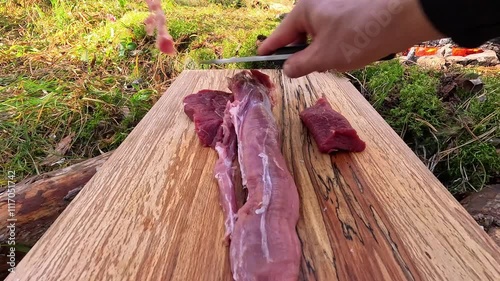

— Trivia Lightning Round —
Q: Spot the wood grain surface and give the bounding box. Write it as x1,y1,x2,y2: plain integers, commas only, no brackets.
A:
7,70,500,281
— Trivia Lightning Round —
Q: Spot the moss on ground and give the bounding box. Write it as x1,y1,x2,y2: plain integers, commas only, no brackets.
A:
350,61,499,197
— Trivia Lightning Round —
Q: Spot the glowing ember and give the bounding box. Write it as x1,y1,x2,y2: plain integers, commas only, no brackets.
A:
403,46,484,57
451,48,483,57
414,47,438,56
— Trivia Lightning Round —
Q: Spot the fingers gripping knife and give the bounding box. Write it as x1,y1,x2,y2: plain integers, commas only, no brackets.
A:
200,44,396,65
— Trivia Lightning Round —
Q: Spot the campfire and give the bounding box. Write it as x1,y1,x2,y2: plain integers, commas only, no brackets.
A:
403,47,483,57
400,38,500,69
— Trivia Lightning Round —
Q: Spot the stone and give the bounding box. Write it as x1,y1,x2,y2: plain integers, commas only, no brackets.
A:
446,55,469,65
465,50,500,66
437,44,453,57
439,38,453,45
461,185,500,246
416,56,446,70
406,47,417,62
488,227,500,247
480,41,500,57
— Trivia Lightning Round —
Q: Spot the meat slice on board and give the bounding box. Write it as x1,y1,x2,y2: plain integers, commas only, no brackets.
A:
144,0,176,54
300,97,366,153
227,70,301,281
183,90,234,147
184,90,239,243
213,101,239,243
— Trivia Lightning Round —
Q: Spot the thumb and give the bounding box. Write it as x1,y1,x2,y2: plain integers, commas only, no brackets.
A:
283,42,323,78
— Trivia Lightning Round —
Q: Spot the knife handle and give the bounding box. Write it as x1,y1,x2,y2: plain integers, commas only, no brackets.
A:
272,44,396,62
272,44,309,55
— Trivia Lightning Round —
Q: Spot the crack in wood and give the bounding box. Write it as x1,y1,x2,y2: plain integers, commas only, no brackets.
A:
297,231,318,281
331,163,364,244
330,248,341,281
295,87,304,106
425,251,432,259
370,206,416,281
316,175,334,201
349,164,365,193
339,161,378,243
305,77,320,100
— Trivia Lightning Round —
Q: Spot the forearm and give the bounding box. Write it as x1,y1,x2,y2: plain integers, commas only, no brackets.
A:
419,0,500,47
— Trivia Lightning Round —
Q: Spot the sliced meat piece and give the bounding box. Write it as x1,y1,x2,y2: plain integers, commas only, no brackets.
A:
228,70,301,281
214,101,238,244
144,0,175,54
183,90,234,147
300,97,366,153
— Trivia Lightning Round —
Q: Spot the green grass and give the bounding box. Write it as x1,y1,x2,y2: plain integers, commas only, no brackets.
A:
350,61,499,197
0,0,287,187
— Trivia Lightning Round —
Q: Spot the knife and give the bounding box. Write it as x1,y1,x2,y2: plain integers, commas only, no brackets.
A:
200,44,396,64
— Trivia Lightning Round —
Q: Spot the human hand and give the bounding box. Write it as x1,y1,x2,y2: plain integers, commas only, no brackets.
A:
145,0,176,55
257,0,443,78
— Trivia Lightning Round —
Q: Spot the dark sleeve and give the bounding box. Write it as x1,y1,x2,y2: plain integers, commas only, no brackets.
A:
419,0,500,47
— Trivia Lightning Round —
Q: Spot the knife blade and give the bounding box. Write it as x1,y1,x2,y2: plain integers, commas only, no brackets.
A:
200,44,309,65
200,43,396,65
201,54,291,64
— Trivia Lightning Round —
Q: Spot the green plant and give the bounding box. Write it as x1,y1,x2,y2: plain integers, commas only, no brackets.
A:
118,0,128,9
49,0,72,28
168,18,198,40
361,60,404,108
391,67,443,138
209,0,246,8
191,48,216,61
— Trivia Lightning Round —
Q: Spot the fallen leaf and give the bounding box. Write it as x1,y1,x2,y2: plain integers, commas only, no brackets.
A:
41,132,75,166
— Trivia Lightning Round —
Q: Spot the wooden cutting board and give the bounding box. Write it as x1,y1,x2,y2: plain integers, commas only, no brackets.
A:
7,70,500,281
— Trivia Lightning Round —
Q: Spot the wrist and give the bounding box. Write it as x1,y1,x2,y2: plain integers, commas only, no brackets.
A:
386,0,445,51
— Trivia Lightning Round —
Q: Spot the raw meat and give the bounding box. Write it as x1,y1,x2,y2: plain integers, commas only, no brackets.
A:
183,89,238,243
227,70,301,281
144,0,176,54
182,71,302,281
299,97,366,153
183,90,234,147
213,101,238,243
